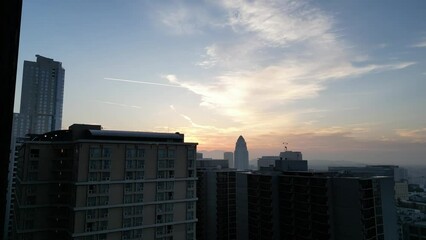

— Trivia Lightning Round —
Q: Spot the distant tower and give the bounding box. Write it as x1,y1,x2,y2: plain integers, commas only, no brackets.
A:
234,136,249,170
224,152,234,168
14,55,65,138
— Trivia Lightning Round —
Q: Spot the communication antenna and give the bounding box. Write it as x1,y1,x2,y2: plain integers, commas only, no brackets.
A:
283,141,288,151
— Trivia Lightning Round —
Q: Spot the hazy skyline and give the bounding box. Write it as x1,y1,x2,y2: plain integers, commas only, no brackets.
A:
15,0,426,165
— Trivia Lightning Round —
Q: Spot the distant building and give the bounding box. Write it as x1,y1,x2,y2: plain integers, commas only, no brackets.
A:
14,55,65,138
13,124,197,240
234,136,249,170
395,182,409,201
196,152,203,160
329,165,409,201
196,158,228,170
224,152,234,168
329,165,407,181
403,221,426,240
258,151,307,171
257,156,280,168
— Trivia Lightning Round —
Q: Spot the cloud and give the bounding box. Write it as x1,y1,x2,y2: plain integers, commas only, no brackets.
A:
412,39,426,48
397,128,426,143
222,0,335,46
156,1,224,35
162,0,415,126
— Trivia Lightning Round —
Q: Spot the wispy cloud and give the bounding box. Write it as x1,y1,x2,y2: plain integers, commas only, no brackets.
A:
104,77,183,88
164,0,414,125
396,128,426,143
412,38,426,48
156,1,224,35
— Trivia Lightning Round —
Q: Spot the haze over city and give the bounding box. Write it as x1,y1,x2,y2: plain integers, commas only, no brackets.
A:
15,0,426,165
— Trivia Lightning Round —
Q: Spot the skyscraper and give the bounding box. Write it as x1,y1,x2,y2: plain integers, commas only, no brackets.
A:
14,54,65,138
234,136,249,170
5,55,65,240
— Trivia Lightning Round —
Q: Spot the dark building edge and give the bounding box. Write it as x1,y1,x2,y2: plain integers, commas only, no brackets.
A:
0,0,22,238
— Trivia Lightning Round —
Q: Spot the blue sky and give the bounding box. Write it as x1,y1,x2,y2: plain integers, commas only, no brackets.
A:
15,0,426,165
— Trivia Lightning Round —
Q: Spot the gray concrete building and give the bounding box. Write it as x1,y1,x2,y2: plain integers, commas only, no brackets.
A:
224,152,234,169
13,124,197,240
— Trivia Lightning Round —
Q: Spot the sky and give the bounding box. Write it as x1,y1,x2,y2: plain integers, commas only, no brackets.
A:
15,0,426,165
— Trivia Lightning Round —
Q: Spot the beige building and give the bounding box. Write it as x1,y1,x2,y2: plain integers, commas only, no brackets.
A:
14,124,197,240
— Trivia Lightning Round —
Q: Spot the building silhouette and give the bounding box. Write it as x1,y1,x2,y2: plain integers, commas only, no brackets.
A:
224,152,234,169
234,136,248,170
5,55,65,239
235,170,397,240
195,158,240,240
13,124,197,240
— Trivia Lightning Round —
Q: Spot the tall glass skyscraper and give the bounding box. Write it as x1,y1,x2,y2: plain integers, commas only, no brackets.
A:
14,55,65,138
234,135,249,170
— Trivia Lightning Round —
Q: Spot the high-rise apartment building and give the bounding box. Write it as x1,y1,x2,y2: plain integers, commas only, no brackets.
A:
13,124,197,240
14,54,65,138
196,158,240,240
224,152,234,169
234,136,248,170
236,171,398,240
5,55,65,240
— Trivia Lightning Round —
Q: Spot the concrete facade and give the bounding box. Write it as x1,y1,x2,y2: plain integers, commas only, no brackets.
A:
13,124,197,240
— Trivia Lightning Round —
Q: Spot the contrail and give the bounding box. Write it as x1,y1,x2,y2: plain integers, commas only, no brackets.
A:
96,100,142,109
104,77,184,88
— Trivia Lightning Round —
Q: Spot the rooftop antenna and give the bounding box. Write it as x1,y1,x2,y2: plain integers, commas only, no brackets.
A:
283,141,288,151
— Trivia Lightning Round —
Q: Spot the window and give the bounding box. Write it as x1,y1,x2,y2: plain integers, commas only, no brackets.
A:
103,160,111,169
168,149,175,158
125,172,133,180
136,183,143,192
89,148,101,158
134,217,143,226
123,207,132,216
135,194,143,203
30,149,40,158
135,171,144,180
186,211,194,220
136,160,144,169
102,172,110,181
102,148,111,158
124,195,132,204
125,183,133,193
87,197,97,206
88,185,96,194
123,219,131,228
100,185,109,194
158,149,167,158
135,206,143,214
187,201,195,210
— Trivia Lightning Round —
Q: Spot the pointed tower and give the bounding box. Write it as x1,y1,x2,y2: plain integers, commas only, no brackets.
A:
234,135,249,170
